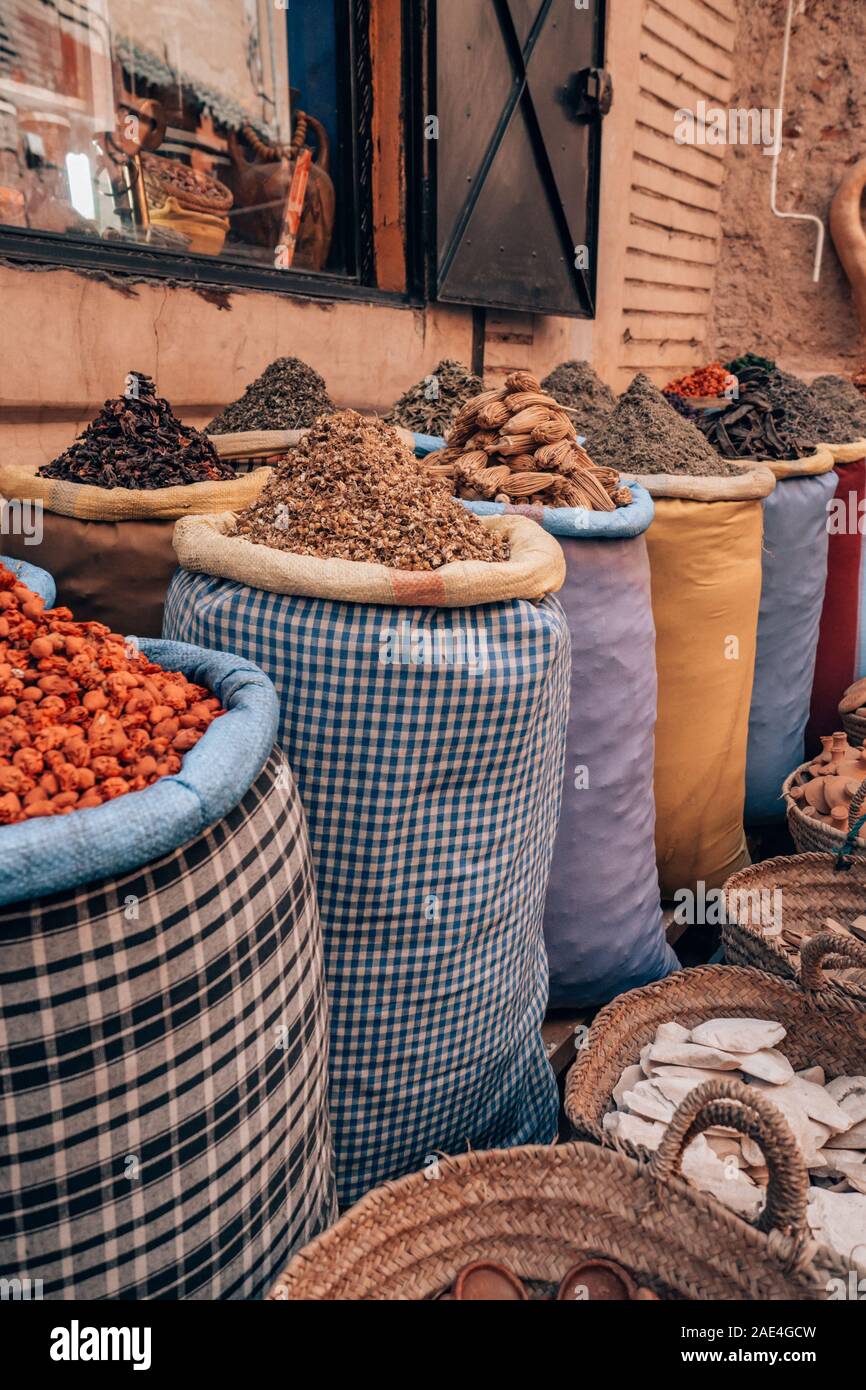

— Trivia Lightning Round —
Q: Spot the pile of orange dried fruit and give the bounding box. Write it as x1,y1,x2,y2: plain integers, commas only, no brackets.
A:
663,362,733,399
0,563,223,825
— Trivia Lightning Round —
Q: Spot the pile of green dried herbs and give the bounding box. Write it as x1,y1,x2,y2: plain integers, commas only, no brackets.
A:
540,360,615,433
207,357,336,434
588,373,740,476
810,375,866,441
385,360,483,436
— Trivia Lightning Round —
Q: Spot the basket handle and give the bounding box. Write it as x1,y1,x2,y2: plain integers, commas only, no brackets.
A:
800,929,866,989
651,1078,809,1238
836,776,866,868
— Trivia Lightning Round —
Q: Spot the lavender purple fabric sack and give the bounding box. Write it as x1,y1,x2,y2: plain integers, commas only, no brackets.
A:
463,486,677,1006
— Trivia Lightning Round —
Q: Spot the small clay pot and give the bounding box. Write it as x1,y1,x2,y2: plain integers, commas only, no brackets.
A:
452,1261,529,1301
556,1257,640,1301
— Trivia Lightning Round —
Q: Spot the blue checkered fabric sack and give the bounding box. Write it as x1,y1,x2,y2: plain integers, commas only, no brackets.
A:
1,554,55,605
164,573,568,1205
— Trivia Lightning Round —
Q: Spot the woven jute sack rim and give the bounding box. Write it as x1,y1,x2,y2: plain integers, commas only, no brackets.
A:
782,763,866,859
827,440,866,464
728,446,835,481
173,511,566,607
619,464,776,502
0,461,272,522
209,424,418,461
721,854,866,1003
268,1075,841,1302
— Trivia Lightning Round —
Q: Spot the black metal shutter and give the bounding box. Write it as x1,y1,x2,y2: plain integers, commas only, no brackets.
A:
433,0,606,317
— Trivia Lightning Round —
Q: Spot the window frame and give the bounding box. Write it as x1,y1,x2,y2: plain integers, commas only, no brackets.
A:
0,0,411,304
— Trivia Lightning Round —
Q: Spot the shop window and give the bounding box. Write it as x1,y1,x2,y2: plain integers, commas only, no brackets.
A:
0,0,365,286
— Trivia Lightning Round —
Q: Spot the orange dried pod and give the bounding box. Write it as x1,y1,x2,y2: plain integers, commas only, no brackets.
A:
148,703,173,725
12,747,43,777
56,764,80,792
52,790,79,810
29,637,53,659
76,767,96,790
152,717,179,740
40,773,59,796
90,756,121,779
0,696,16,716
77,791,104,809
172,729,200,753
101,778,130,801
134,755,159,778
23,801,53,819
82,689,108,712
0,791,22,822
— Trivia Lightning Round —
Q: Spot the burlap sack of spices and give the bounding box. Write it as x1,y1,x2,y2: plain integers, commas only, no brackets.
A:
0,462,271,637
172,510,565,607
724,449,837,823
806,441,866,754
623,465,776,897
0,637,336,1299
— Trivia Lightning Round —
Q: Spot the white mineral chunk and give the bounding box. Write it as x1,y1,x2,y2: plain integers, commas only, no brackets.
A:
807,1189,866,1272
690,1018,786,1054
797,1067,826,1086
648,1040,744,1071
741,1135,764,1168
682,1136,764,1220
622,1081,675,1124
655,1021,691,1043
748,1084,833,1165
825,1117,866,1150
737,1049,795,1085
825,1077,866,1127
650,1064,743,1084
750,1076,853,1132
603,1110,666,1150
612,1064,644,1108
704,1134,746,1165
649,1073,723,1106
820,1150,866,1185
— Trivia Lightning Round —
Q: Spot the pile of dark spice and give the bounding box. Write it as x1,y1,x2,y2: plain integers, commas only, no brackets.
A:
540,360,616,432
810,375,866,441
207,356,336,434
39,373,234,489
234,410,510,570
385,359,483,436
696,358,835,460
587,373,740,476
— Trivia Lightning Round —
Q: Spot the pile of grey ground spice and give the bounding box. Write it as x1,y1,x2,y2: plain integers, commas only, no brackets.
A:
810,375,866,441
587,373,741,477
385,359,484,436
541,360,616,432
233,411,510,570
207,357,336,434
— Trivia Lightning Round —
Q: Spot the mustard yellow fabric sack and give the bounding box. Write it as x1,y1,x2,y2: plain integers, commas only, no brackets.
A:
646,492,767,897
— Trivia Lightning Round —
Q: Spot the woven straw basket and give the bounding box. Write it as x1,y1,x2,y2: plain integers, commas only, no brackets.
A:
566,956,866,1148
722,858,866,1001
782,764,866,861
270,1073,843,1301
